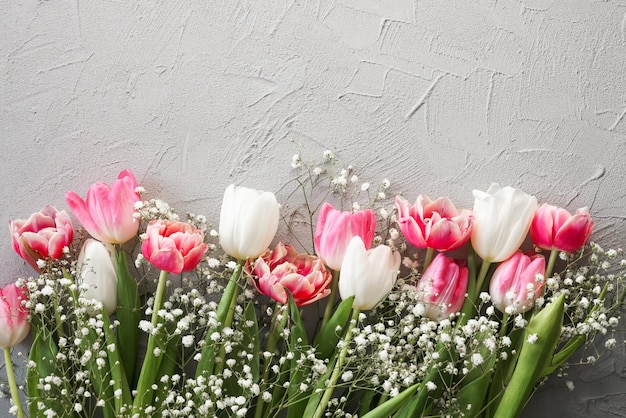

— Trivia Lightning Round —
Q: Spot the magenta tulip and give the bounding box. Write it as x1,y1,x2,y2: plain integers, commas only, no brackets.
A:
314,202,376,271
66,169,140,244
142,220,209,274
413,253,468,320
530,204,594,253
0,283,30,349
249,243,332,306
489,251,546,315
395,195,473,252
10,205,74,272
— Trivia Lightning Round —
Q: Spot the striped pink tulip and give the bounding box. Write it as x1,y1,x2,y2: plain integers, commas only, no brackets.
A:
530,204,594,253
10,205,74,272
142,220,208,274
0,283,30,349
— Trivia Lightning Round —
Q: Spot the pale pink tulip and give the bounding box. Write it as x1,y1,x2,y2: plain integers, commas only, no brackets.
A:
10,205,74,272
142,220,208,274
395,195,473,252
314,203,376,271
413,253,468,320
339,237,401,310
249,243,332,306
66,169,140,244
489,251,546,315
530,204,594,253
0,283,30,349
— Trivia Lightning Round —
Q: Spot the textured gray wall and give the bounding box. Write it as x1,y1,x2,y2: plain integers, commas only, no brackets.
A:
1,0,625,416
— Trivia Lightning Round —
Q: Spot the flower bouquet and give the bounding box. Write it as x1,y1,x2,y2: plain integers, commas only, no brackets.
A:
2,150,624,418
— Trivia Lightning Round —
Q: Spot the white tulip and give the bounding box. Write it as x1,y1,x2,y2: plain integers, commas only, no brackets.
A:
77,239,118,315
471,184,538,263
219,184,280,260
339,236,401,310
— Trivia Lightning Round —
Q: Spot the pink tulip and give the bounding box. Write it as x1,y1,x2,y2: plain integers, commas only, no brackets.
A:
530,204,594,253
413,253,468,320
249,243,332,306
395,195,473,252
142,220,209,274
10,205,74,271
314,202,376,271
0,283,30,349
66,169,140,244
489,251,546,315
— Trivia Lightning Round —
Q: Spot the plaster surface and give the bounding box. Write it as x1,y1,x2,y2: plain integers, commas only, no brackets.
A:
1,0,625,416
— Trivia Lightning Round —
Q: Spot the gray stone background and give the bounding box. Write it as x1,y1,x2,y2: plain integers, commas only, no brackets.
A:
1,0,625,416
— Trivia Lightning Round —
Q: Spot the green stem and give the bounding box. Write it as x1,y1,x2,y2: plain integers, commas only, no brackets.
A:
474,260,492,300
423,247,435,273
214,260,245,376
321,270,340,329
313,308,360,418
545,249,558,282
254,304,288,418
132,269,169,414
4,348,24,418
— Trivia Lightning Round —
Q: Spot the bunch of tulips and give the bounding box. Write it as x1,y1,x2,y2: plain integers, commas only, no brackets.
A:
1,156,622,418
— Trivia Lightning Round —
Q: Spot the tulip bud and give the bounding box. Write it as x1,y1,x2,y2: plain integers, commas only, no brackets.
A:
472,184,538,263
530,204,594,253
10,205,74,272
489,251,546,315
339,236,400,310
249,243,332,306
219,185,280,260
314,202,376,271
0,283,30,349
395,195,473,252
66,169,140,244
413,253,468,320
77,239,118,315
142,220,209,274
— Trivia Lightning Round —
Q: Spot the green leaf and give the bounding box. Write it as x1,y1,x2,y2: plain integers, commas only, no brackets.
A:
493,294,565,418
27,332,71,417
456,372,493,418
242,301,260,384
313,296,353,360
101,309,132,413
114,248,141,386
287,292,310,418
360,383,420,418
195,263,243,378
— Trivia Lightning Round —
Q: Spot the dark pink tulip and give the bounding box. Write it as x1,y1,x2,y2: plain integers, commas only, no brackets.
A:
66,169,140,244
142,220,208,274
10,205,74,271
249,243,332,306
0,282,30,349
395,195,473,252
414,253,468,320
489,251,546,315
530,204,594,253
314,202,376,271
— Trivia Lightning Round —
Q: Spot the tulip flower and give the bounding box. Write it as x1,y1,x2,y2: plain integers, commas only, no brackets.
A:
250,243,332,306
219,185,280,260
314,202,376,271
471,184,538,263
77,239,118,315
338,236,400,310
0,283,30,349
489,251,546,315
142,220,209,274
65,169,140,244
530,204,594,253
413,253,468,320
395,195,473,252
10,205,74,271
